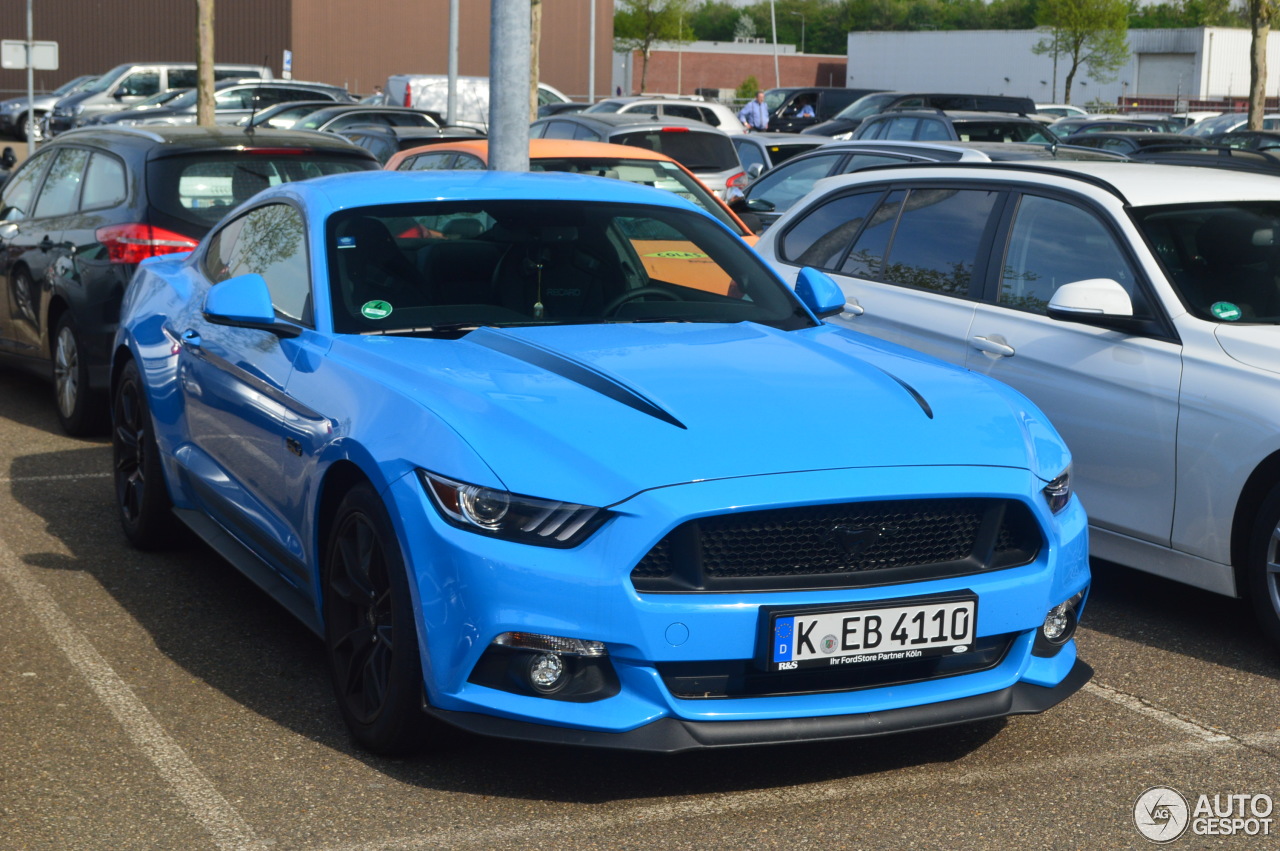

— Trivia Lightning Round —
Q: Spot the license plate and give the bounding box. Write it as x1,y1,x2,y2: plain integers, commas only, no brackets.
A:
768,597,976,671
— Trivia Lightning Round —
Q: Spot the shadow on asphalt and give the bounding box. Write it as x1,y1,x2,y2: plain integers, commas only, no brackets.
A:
1081,558,1279,679
11,440,1273,803
0,367,67,434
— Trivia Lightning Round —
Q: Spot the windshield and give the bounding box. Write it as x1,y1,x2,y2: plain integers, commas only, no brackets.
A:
583,100,623,114
55,75,96,96
81,65,131,94
1135,201,1280,323
956,121,1058,144
1183,113,1246,137
326,199,811,335
529,156,745,234
764,90,792,113
832,93,899,121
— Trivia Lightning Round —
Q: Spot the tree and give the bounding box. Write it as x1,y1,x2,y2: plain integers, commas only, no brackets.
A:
1249,0,1277,129
196,0,214,126
1032,0,1130,104
531,0,542,121
733,12,758,39
615,0,692,93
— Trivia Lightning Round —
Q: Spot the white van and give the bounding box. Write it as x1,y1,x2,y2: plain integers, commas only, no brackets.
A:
387,74,569,130
48,62,273,135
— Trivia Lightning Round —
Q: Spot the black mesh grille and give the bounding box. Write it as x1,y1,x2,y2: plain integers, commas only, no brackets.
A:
632,498,1041,593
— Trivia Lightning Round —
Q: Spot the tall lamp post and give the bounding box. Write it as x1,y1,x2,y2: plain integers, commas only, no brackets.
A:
790,11,805,54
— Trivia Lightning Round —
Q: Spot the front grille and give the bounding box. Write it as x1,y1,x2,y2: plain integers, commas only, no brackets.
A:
631,498,1041,593
658,632,1015,699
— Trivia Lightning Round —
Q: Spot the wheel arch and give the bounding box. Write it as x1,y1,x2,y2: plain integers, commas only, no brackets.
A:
314,459,377,588
1230,447,1280,597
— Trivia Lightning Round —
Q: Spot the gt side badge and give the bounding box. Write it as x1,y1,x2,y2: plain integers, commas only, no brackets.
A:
1211,301,1242,321
361,300,393,320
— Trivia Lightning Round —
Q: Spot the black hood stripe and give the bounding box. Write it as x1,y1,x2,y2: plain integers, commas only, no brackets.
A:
470,328,687,429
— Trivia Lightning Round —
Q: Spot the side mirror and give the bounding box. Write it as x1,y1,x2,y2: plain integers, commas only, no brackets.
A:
0,147,15,169
746,162,764,179
203,273,301,337
794,266,846,318
1047,278,1143,331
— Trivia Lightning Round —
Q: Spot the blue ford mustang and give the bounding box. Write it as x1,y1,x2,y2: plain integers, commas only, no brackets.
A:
111,170,1090,754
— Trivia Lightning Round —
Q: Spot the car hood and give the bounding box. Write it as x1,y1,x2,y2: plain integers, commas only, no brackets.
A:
1215,324,1280,375
338,322,1065,506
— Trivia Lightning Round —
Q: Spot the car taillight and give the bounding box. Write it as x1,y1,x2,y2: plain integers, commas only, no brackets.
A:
725,171,747,189
403,86,412,108
660,126,690,133
96,223,199,264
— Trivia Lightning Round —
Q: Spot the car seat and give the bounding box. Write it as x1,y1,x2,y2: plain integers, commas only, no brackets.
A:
1192,212,1279,319
335,216,433,319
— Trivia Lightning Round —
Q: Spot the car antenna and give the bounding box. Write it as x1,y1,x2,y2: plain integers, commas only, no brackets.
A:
244,54,269,138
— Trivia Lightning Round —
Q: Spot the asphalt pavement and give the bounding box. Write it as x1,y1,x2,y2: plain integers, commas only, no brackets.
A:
1,365,1278,850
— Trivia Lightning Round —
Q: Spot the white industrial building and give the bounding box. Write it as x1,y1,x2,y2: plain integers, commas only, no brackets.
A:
847,27,1280,109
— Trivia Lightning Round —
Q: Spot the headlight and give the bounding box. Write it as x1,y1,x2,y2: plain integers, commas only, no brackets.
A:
1042,467,1071,513
2,102,24,112
418,470,608,547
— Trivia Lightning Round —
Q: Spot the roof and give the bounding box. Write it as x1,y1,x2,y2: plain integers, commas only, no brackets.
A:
809,160,1280,207
264,168,712,211
533,113,728,133
52,124,375,157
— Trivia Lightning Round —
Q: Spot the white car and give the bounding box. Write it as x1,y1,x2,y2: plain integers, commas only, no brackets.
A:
754,160,1280,646
582,96,743,132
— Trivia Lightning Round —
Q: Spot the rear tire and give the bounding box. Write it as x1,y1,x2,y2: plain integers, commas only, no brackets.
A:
112,359,178,550
53,312,108,436
323,483,443,754
1246,484,1280,649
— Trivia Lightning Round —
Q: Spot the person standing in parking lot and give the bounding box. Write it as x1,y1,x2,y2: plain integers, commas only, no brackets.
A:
739,91,769,132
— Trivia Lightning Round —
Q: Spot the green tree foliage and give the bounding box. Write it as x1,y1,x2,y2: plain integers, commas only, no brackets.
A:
616,0,694,93
736,75,762,99
1032,0,1131,104
1130,0,1246,28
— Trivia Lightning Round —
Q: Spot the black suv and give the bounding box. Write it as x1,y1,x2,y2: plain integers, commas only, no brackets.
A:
0,125,378,434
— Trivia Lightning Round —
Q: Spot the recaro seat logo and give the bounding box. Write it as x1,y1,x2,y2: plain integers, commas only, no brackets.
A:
1134,786,1190,843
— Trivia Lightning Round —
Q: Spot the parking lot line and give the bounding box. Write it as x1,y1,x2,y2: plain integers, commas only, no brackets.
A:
1082,680,1233,743
0,532,270,851
312,731,1274,851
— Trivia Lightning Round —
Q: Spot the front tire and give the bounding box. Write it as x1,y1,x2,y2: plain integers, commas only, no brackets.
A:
323,483,441,754
53,312,107,436
112,358,178,550
1246,485,1280,649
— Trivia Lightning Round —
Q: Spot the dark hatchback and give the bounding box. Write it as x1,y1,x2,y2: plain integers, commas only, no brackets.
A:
0,125,378,434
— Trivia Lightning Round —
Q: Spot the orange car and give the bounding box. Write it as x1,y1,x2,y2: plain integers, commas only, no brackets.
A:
384,139,757,296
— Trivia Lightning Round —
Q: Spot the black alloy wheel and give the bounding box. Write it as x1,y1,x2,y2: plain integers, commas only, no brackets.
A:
112,359,177,549
323,484,439,754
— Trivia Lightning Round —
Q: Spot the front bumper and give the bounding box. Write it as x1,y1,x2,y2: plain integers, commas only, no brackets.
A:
389,463,1091,747
425,657,1092,752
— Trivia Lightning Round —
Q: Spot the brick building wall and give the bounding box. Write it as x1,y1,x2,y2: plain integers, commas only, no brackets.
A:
629,49,846,97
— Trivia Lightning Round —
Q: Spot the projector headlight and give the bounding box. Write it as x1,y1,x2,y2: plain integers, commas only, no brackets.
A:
418,470,608,547
1042,467,1072,514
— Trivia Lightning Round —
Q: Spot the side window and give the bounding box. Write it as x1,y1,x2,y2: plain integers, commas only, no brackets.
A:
696,107,722,127
877,188,998,296
214,89,251,109
884,117,920,141
917,119,952,141
748,152,843,211
664,104,702,122
453,155,485,170
573,125,601,141
202,215,248,283
780,191,883,269
116,71,160,98
80,153,127,209
627,104,659,116
841,190,905,279
1000,194,1143,315
168,69,197,89
0,150,53,221
542,121,576,140
734,140,766,174
215,204,311,324
33,148,90,218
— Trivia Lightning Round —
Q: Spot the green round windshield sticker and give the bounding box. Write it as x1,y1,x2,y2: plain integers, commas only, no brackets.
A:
1211,301,1242,321
361,300,393,320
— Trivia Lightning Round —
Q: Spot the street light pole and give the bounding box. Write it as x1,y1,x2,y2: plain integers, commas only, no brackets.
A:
790,11,805,55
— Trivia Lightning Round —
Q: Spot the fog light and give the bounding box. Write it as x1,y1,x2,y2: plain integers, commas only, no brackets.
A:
527,652,566,694
1032,590,1086,656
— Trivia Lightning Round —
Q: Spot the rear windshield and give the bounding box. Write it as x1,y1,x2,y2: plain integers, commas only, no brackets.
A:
612,130,738,171
147,152,376,230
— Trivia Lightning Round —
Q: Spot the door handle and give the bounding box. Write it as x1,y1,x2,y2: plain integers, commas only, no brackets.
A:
39,235,54,251
181,329,202,348
842,297,865,317
970,335,1015,357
